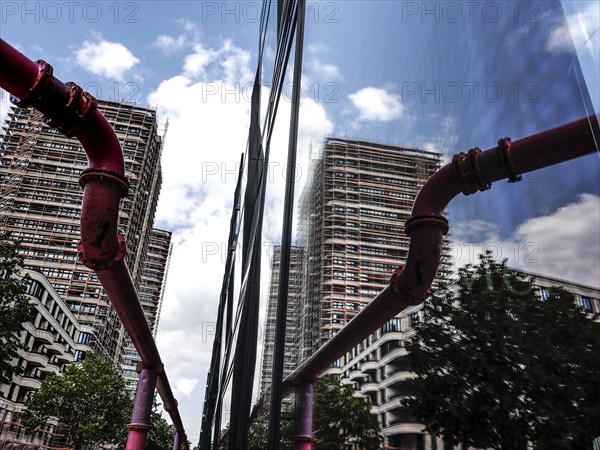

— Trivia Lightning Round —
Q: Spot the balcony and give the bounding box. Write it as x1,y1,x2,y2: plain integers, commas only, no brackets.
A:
26,352,48,367
15,374,42,390
348,369,363,381
34,330,55,345
361,360,378,374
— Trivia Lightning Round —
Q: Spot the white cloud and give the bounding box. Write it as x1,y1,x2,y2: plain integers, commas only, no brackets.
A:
450,194,600,288
546,2,599,55
309,59,341,79
348,86,404,122
75,38,140,80
153,34,187,54
182,40,253,86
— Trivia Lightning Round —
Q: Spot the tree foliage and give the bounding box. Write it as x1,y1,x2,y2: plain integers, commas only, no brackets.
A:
23,353,133,450
0,232,33,385
314,375,382,450
247,375,382,450
247,405,295,450
146,400,176,450
403,252,600,450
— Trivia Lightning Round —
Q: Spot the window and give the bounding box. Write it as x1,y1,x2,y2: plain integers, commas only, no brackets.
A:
540,288,550,301
581,296,593,313
77,332,92,345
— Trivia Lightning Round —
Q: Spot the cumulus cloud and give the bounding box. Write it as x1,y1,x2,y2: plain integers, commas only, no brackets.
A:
75,38,140,80
546,2,599,55
450,194,600,288
153,34,187,54
348,86,404,122
182,40,253,86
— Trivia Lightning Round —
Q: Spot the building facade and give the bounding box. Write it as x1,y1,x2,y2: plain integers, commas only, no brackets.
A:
258,245,304,398
298,137,444,360
0,268,88,449
330,270,600,449
0,101,170,385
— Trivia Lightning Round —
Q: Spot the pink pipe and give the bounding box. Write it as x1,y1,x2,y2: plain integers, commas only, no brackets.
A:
0,38,188,449
282,114,599,394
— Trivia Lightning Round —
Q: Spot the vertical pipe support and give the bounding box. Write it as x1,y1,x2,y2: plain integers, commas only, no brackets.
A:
126,363,161,450
173,430,183,450
292,382,315,450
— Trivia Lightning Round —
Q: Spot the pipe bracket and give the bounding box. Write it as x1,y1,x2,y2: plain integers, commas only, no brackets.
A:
45,82,98,137
137,361,164,374
79,168,130,197
163,399,179,413
452,147,491,195
497,137,522,183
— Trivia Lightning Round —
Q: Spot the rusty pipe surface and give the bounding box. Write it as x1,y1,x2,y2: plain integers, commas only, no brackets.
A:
0,38,188,449
282,114,599,393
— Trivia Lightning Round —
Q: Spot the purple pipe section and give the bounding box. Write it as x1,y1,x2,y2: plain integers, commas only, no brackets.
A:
0,38,188,449
292,383,315,450
127,365,159,450
173,431,183,450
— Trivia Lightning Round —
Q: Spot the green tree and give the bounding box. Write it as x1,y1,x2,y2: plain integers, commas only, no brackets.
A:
247,376,382,450
23,353,133,450
247,405,295,450
314,375,382,450
0,232,33,385
146,400,176,450
403,252,600,450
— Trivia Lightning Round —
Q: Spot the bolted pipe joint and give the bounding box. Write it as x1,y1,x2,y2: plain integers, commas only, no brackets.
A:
78,169,129,270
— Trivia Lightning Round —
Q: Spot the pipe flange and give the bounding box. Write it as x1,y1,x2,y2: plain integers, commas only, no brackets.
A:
79,168,130,197
9,60,53,107
78,232,127,271
452,147,491,195
44,82,98,137
128,423,153,432
497,137,522,183
291,435,315,443
405,214,449,236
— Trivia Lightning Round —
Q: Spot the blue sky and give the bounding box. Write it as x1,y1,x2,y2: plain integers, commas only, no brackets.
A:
1,0,599,443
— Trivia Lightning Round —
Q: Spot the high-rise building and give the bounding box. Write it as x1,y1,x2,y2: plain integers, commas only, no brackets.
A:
298,137,445,359
258,245,303,398
122,228,172,389
0,101,170,384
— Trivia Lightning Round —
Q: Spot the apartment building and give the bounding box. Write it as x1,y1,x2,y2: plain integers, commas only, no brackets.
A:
0,101,170,386
331,270,600,449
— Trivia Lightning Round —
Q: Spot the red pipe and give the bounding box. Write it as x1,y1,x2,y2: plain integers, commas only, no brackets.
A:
0,38,188,449
282,114,599,395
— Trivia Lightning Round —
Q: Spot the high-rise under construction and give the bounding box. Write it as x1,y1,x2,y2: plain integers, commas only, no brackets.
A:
298,137,445,359
0,100,171,387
